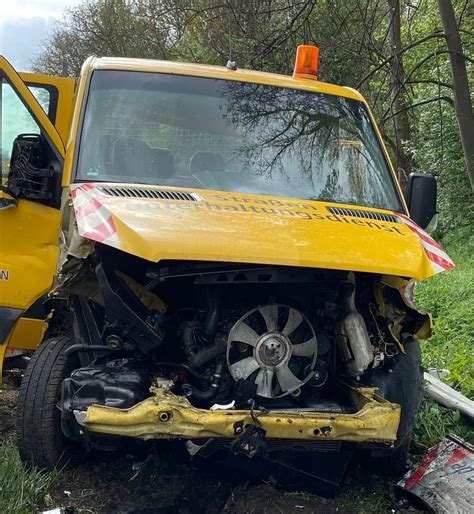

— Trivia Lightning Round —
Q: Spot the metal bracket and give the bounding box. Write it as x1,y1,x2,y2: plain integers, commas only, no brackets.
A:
96,263,163,353
230,421,267,458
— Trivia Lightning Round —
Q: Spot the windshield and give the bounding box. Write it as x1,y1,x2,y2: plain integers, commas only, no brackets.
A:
76,70,402,211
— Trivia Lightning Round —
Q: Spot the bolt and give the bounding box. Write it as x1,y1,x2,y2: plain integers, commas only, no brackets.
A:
159,411,171,422
106,334,123,350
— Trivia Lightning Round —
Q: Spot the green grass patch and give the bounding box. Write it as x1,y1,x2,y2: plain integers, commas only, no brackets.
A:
416,226,474,398
412,399,473,454
413,226,474,452
0,439,58,514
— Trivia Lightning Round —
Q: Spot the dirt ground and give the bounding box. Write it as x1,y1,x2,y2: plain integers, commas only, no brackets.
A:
0,380,422,513
0,382,17,439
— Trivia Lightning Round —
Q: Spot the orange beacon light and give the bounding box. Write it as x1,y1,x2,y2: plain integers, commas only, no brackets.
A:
293,45,320,80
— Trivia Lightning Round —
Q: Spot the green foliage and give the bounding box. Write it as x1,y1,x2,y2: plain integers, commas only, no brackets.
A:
406,58,474,233
0,440,58,514
34,0,176,76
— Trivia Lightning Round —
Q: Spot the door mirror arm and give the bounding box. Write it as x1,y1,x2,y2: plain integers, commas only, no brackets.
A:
0,186,18,209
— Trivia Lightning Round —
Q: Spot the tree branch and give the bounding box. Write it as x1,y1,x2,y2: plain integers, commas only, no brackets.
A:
408,79,453,89
380,50,452,123
381,96,454,124
357,31,447,88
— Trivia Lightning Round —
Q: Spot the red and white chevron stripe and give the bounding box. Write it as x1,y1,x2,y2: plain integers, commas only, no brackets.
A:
397,213,454,274
70,184,121,249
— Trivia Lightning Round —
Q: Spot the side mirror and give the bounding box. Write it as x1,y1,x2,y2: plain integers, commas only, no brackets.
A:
7,134,53,202
405,173,437,230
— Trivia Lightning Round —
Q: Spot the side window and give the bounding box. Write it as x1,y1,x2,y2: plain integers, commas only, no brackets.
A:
1,78,41,185
28,86,51,116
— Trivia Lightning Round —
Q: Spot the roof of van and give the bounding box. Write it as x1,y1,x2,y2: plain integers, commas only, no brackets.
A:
84,56,365,102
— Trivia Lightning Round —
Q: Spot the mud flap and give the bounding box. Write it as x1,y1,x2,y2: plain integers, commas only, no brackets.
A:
0,307,22,344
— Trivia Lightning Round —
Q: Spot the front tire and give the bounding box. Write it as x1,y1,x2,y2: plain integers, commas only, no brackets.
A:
16,336,78,469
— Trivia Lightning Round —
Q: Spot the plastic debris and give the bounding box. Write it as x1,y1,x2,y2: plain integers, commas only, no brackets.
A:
130,454,155,481
398,435,474,513
423,372,474,419
41,507,73,514
426,368,451,382
210,400,236,411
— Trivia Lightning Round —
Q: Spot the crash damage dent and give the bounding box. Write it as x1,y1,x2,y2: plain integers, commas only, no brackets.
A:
68,183,455,281
52,187,447,452
379,275,433,341
52,192,98,299
54,236,426,447
78,386,400,443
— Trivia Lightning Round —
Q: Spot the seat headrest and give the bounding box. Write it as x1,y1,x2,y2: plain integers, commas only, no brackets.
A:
190,152,225,175
149,148,175,178
111,137,151,178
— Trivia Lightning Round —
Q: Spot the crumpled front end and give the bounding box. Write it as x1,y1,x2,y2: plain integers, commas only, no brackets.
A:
52,184,453,464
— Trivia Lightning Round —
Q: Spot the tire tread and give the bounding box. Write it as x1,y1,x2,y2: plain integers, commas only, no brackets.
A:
16,336,77,469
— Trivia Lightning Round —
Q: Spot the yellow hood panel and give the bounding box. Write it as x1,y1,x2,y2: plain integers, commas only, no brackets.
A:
70,184,454,281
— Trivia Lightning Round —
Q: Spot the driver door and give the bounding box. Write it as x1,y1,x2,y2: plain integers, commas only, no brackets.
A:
0,56,71,371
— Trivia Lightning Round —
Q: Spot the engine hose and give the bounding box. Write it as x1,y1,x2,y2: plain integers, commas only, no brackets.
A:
154,362,211,382
183,324,226,368
183,357,226,401
64,344,115,356
201,287,222,344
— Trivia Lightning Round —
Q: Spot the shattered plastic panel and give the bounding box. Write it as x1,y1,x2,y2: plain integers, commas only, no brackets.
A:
399,436,474,513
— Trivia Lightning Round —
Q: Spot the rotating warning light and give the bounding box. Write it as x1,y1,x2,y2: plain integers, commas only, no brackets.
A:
293,45,319,80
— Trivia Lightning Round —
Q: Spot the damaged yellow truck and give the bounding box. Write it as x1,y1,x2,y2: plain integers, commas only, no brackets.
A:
0,47,454,476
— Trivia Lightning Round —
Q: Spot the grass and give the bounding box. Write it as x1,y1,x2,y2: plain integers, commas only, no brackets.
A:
412,399,473,453
416,225,474,398
0,439,58,514
413,225,474,452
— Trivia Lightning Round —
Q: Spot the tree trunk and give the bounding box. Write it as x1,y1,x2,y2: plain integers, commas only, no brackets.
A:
387,0,413,192
437,0,474,192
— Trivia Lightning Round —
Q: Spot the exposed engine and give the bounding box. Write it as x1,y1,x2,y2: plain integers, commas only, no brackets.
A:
181,301,320,404
59,244,422,423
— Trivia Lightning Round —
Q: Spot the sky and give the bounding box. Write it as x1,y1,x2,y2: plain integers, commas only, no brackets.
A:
0,0,81,71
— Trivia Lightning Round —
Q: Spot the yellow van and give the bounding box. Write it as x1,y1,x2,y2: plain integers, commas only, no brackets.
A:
0,47,454,476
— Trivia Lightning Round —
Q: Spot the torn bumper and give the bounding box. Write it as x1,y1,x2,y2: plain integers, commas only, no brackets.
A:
80,388,401,444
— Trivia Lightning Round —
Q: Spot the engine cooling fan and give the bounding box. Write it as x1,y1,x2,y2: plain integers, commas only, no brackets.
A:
226,304,317,398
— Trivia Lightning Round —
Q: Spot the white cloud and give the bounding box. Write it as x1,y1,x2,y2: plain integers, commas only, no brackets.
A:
2,0,81,20
0,0,81,70
0,17,53,71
